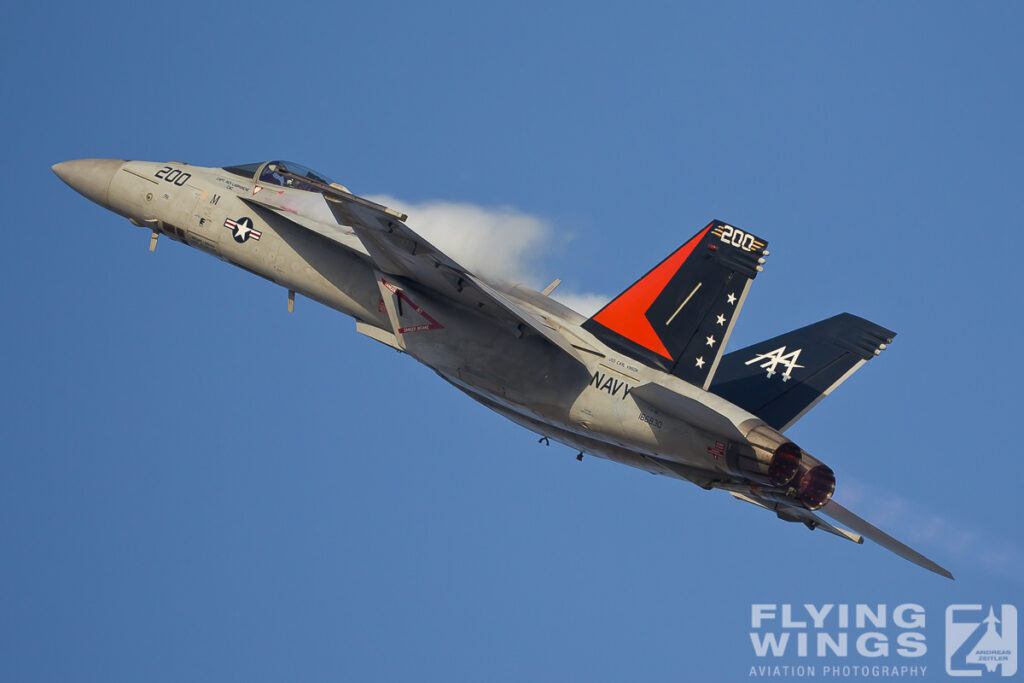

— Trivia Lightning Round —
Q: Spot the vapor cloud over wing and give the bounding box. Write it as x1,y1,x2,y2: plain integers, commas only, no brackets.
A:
367,195,608,316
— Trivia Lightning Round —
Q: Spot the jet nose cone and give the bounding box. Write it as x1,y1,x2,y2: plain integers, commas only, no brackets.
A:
52,158,125,209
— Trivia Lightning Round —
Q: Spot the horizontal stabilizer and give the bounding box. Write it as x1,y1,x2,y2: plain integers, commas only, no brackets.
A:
821,500,953,579
709,313,895,431
727,488,952,578
730,492,863,543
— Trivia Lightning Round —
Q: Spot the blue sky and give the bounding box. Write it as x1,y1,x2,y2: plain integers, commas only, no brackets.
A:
2,2,1022,681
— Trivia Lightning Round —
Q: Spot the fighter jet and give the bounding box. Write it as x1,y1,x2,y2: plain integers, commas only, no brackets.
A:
52,158,952,578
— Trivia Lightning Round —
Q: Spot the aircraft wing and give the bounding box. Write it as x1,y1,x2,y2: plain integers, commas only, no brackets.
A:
256,173,584,362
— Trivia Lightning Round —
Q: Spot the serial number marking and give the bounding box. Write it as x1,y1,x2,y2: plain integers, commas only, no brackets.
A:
638,412,662,429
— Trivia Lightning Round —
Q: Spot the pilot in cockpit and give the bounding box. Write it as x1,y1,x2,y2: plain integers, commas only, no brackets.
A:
226,160,335,193
260,163,288,187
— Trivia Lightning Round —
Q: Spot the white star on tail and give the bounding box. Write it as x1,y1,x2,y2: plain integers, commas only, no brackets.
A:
706,335,716,347
727,292,737,305
716,314,726,326
695,356,705,368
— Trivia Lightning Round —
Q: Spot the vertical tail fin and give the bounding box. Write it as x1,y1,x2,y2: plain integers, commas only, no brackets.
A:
582,220,768,388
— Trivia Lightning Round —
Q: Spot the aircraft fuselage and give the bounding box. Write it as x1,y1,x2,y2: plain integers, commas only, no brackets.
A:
54,159,815,497
53,157,957,578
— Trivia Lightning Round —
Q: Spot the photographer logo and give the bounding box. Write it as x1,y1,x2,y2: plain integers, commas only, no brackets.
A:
946,605,1017,677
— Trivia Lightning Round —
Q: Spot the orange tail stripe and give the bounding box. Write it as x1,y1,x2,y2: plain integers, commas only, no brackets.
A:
591,225,712,359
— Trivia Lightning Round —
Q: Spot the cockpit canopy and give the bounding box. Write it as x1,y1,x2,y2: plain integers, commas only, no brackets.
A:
223,160,335,193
